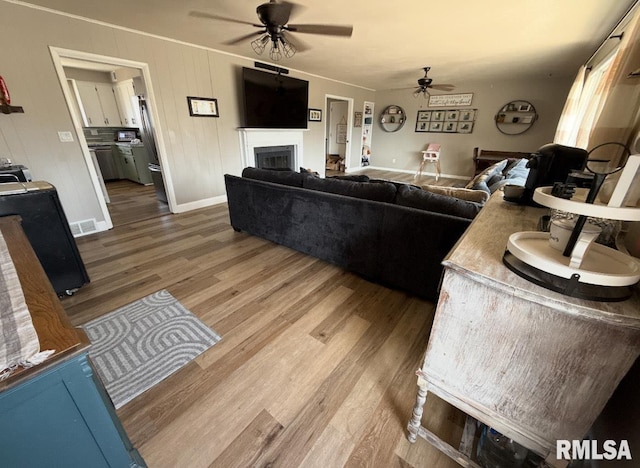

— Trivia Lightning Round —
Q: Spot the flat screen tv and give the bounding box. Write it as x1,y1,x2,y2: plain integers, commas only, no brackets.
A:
242,67,309,129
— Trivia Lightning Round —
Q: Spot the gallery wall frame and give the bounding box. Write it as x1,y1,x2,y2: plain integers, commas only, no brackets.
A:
415,108,477,133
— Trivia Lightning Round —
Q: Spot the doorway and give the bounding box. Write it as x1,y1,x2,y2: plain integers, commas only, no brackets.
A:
324,95,354,177
49,47,175,230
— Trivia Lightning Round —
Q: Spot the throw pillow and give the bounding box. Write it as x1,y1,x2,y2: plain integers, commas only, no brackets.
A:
396,185,482,220
504,158,530,180
421,184,490,204
465,159,509,189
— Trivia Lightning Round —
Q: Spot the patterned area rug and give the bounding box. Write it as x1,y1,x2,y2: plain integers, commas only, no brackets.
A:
83,290,221,409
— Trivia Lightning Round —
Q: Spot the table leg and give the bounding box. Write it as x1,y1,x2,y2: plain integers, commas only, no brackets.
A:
407,382,428,443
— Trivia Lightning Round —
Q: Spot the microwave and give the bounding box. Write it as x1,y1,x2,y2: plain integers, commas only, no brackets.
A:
116,130,137,142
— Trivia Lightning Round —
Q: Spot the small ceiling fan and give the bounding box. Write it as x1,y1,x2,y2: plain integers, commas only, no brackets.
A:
189,0,353,61
413,67,455,98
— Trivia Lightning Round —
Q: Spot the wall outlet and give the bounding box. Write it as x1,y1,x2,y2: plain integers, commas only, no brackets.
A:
58,131,74,142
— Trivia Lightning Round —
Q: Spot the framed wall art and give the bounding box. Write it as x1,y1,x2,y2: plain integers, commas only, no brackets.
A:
414,108,477,134
309,108,322,121
187,96,219,117
354,111,363,127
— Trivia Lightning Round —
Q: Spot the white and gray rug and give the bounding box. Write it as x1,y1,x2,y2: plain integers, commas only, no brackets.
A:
83,289,221,409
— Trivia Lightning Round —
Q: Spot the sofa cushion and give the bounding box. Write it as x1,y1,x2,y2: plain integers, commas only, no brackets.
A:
465,159,509,189
303,176,397,203
242,167,305,187
396,185,482,220
422,184,490,204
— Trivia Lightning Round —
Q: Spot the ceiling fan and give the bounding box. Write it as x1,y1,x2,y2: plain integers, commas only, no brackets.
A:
189,0,353,61
413,67,455,98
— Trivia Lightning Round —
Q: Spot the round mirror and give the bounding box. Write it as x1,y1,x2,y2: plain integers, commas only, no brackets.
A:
380,105,406,132
494,100,537,135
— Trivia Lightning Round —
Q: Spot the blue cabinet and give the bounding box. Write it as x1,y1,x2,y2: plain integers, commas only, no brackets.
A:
0,353,145,467
0,216,144,468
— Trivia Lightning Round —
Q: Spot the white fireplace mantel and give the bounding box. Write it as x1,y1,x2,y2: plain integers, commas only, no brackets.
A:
238,128,306,170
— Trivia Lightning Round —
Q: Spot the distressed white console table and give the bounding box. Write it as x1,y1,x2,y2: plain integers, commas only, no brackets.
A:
407,193,640,467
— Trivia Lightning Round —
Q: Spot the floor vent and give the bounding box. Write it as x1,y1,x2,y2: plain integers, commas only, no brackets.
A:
69,218,98,237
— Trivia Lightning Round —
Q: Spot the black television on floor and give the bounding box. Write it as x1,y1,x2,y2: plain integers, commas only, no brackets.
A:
241,67,309,129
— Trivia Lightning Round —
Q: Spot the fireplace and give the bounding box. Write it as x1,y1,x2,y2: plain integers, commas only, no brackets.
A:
255,145,295,170
238,129,305,170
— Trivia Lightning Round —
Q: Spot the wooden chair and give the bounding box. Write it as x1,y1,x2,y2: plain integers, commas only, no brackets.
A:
415,143,441,181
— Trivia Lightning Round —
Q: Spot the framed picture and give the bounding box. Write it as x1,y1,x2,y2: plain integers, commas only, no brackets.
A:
444,121,458,133
187,96,219,117
417,110,432,122
415,121,429,132
458,121,474,134
309,108,322,121
518,104,532,112
460,110,476,121
354,111,363,127
429,121,443,132
445,110,460,121
432,111,445,122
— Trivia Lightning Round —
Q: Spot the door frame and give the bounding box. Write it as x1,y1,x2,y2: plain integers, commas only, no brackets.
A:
324,94,354,171
49,47,176,230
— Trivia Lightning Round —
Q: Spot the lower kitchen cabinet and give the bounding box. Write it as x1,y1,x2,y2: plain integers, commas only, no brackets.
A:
116,144,152,185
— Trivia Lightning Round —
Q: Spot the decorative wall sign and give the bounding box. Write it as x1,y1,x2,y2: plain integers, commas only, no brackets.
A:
354,111,363,127
428,93,474,107
187,96,219,117
415,108,477,134
336,124,347,144
309,108,322,121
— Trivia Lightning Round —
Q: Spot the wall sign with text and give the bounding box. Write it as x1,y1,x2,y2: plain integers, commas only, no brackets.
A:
428,93,473,108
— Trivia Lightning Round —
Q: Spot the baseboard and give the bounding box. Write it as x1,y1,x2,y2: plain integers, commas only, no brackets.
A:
173,194,228,213
347,165,469,180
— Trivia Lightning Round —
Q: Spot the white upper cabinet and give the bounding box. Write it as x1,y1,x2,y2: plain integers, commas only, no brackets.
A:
74,80,122,127
114,79,139,128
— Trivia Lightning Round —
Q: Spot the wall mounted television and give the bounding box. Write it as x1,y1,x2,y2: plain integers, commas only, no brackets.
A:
242,67,309,129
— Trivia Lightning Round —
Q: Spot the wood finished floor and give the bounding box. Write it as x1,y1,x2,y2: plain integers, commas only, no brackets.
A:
62,169,467,467
105,179,170,227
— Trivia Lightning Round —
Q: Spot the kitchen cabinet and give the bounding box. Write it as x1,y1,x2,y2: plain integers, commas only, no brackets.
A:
114,79,139,128
116,144,152,185
74,80,121,127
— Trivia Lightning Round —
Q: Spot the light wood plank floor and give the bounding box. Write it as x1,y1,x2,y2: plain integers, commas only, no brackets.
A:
105,179,170,227
62,172,467,467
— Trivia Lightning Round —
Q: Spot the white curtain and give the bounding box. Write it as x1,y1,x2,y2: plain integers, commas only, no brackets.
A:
555,4,640,165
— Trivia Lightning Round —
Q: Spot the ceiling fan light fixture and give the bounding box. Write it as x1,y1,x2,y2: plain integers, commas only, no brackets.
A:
269,40,283,61
280,37,296,58
251,34,270,54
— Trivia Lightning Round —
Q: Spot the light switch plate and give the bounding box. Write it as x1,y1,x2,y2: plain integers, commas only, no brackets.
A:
58,131,74,142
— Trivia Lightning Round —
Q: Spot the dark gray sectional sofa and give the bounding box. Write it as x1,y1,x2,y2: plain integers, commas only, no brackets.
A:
224,168,479,301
